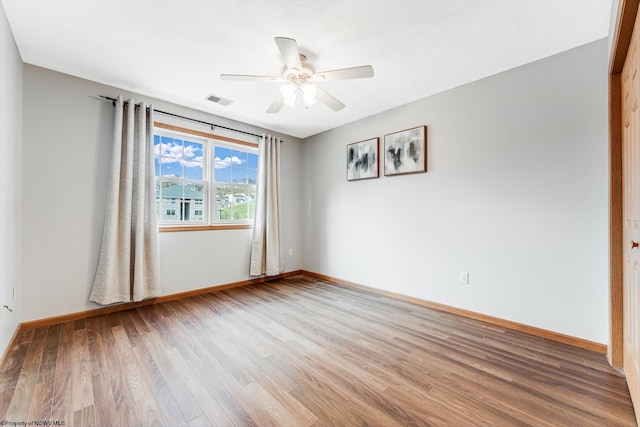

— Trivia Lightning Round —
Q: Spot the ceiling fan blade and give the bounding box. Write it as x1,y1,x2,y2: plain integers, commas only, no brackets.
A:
275,37,302,72
221,74,285,82
266,96,285,113
316,87,345,111
311,65,374,82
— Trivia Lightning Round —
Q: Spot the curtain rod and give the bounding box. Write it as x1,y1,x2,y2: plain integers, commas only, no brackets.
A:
98,95,262,139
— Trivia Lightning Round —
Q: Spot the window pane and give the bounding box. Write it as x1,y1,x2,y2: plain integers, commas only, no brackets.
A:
247,187,256,219
215,147,232,166
156,181,206,222
183,140,204,180
191,199,205,221
154,135,163,176
184,162,203,180
213,145,257,222
185,182,205,216
215,165,231,182
232,150,247,166
161,181,183,199
180,199,192,221
158,197,179,221
216,185,233,220
248,152,258,169
232,168,248,184
161,136,182,158
158,180,181,221
161,159,182,177
214,146,232,182
154,135,161,156
184,183,204,200
247,169,257,184
184,140,203,160
186,182,204,193
233,185,250,219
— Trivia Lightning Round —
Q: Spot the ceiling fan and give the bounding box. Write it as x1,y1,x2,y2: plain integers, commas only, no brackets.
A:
221,37,374,113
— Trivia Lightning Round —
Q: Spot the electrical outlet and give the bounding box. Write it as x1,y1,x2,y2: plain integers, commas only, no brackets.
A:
288,248,293,256
459,272,470,284
323,250,328,260
12,288,15,302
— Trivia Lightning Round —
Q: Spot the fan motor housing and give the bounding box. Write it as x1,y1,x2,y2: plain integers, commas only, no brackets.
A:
284,54,315,83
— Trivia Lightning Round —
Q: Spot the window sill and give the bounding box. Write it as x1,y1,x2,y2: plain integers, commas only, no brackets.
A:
160,224,253,232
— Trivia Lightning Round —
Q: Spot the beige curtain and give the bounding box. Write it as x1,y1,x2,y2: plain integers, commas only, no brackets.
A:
90,96,161,304
250,134,283,276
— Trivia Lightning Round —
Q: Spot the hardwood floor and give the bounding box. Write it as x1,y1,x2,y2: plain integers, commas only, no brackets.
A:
0,274,636,426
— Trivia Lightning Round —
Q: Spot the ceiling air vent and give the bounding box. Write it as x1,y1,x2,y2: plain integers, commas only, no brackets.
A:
206,94,233,106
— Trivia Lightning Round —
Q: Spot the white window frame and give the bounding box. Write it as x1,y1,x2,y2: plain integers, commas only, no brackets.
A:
211,140,259,225
155,130,208,226
153,123,259,231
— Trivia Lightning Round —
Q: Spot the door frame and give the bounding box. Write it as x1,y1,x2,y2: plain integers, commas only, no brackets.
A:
610,0,640,368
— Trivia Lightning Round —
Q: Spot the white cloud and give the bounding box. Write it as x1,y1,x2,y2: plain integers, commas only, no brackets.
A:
215,156,244,169
183,144,202,160
181,159,202,168
156,141,203,168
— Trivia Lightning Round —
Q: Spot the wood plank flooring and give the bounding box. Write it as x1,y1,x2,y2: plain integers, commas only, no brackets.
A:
0,274,636,426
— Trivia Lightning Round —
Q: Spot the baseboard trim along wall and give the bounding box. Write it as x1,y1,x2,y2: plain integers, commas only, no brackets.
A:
0,269,606,372
21,270,305,330
302,271,608,355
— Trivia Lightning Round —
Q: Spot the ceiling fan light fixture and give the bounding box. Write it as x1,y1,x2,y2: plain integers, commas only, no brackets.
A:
280,82,318,109
301,83,318,108
280,83,298,108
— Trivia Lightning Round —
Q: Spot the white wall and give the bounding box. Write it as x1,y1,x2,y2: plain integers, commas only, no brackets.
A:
302,39,609,344
21,65,303,322
0,3,23,356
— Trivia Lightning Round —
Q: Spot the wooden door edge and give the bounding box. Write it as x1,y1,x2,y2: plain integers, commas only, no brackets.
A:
609,0,640,369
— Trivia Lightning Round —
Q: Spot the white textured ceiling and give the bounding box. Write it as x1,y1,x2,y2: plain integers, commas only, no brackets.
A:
2,0,612,139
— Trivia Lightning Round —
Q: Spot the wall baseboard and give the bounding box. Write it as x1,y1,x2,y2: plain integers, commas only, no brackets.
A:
0,268,606,373
20,270,304,330
302,270,608,354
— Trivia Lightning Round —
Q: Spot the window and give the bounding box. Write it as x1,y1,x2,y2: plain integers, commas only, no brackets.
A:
153,126,258,228
214,146,258,222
